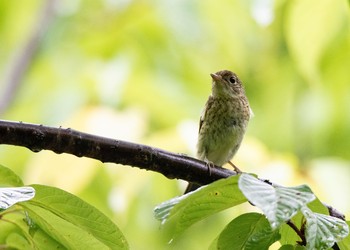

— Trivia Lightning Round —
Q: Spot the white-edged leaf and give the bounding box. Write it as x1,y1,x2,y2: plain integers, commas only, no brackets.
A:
154,175,246,238
154,193,188,222
238,173,315,229
0,187,35,210
301,206,349,250
337,221,350,249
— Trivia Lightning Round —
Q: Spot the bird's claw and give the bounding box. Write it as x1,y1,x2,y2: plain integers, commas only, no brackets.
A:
205,160,215,176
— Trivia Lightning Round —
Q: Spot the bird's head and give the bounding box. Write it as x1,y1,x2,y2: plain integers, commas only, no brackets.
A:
210,70,245,98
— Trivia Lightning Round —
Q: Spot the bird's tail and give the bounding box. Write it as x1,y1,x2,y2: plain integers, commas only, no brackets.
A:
184,182,202,194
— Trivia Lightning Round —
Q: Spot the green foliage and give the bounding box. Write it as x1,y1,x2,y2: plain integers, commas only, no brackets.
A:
301,206,349,250
154,175,246,238
337,222,350,250
211,213,280,250
239,174,315,229
0,186,35,210
279,198,329,246
0,164,24,186
155,174,350,249
0,0,349,249
0,165,128,249
278,245,306,250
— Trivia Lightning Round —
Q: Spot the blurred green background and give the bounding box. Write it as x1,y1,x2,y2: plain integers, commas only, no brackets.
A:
0,0,349,249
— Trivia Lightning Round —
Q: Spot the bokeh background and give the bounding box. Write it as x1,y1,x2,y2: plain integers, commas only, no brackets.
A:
0,0,349,249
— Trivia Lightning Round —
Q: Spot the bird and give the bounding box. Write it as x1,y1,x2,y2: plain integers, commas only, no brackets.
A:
184,70,252,193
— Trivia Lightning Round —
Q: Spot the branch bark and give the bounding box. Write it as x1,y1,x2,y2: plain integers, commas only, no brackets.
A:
0,120,235,186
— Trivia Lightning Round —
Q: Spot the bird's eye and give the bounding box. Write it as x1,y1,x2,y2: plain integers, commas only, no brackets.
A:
229,77,236,84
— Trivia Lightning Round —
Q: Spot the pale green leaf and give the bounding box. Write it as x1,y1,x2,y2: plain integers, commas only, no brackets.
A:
5,233,32,250
337,221,350,249
214,212,280,250
238,173,315,229
0,164,24,186
20,184,128,250
279,211,303,246
27,226,65,250
154,175,246,237
301,206,349,250
0,187,35,210
279,198,328,246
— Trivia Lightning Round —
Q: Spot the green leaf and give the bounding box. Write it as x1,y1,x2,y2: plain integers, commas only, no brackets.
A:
0,164,24,186
278,244,306,250
238,173,315,229
5,233,32,250
307,198,329,215
0,187,35,210
1,210,65,249
301,206,349,250
20,184,128,250
154,175,246,237
279,211,303,246
279,198,328,246
212,212,280,250
337,221,350,249
27,226,65,249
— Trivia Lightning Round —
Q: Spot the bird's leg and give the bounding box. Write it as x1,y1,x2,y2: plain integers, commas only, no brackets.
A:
204,158,214,176
228,161,242,174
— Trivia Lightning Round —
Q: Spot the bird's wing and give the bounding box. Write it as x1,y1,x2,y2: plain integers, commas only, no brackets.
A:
198,96,212,133
198,115,204,133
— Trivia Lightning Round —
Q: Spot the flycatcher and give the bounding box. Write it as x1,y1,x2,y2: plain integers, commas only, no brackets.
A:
185,70,252,193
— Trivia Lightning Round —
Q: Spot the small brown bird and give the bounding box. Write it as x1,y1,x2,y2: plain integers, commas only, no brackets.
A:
185,70,252,193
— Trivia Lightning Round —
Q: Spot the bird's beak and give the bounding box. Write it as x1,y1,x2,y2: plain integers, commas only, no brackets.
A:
210,73,221,82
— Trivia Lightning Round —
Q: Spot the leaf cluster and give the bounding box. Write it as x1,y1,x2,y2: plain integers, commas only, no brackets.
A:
1,164,349,249
0,165,127,249
154,174,350,249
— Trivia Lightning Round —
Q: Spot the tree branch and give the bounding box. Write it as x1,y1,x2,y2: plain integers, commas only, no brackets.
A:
0,120,235,186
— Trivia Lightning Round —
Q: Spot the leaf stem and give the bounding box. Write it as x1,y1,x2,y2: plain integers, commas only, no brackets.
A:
286,220,306,246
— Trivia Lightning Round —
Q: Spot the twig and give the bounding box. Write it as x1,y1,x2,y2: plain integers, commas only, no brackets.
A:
287,220,307,246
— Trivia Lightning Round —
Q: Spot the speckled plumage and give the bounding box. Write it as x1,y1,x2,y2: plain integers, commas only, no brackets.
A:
185,70,251,193
196,70,251,166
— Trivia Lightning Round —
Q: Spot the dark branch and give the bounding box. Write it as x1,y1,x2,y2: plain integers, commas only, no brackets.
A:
0,120,235,186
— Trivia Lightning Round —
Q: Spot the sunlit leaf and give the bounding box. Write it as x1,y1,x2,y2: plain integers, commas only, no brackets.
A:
301,206,349,250
337,221,350,250
154,175,246,237
0,187,35,210
5,233,32,250
238,173,315,229
0,165,24,187
213,212,280,250
20,184,128,250
279,198,328,246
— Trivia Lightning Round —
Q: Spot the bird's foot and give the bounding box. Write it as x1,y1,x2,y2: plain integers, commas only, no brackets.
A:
228,161,242,174
204,160,215,176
